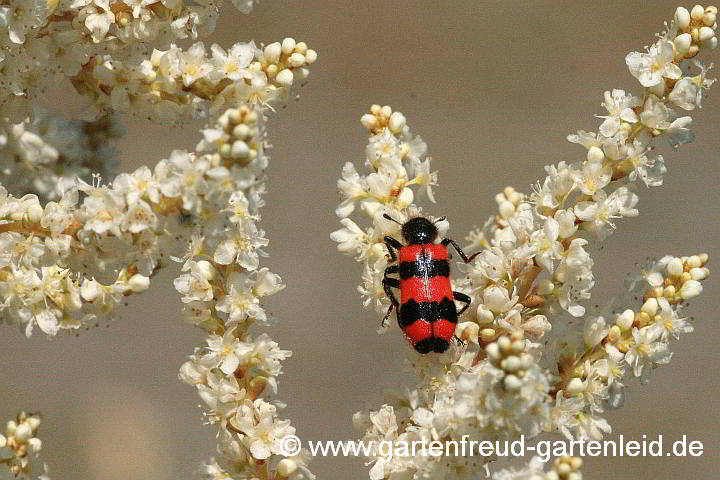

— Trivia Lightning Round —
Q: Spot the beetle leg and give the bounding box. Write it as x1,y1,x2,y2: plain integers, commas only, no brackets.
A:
453,291,472,315
382,275,400,327
384,236,403,262
441,238,480,264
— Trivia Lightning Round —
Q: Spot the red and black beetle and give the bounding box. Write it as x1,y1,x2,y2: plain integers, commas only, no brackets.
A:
382,215,478,354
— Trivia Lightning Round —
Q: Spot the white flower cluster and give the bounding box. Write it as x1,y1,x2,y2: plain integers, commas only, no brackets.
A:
1,0,315,197
334,6,716,479
550,253,710,440
1,1,319,477
74,37,317,122
0,412,49,479
172,106,314,479
0,102,317,478
352,331,552,479
1,0,216,120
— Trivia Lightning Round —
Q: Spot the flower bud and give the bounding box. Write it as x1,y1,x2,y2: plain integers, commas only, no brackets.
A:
607,325,622,342
699,26,715,41
289,52,306,67
263,42,281,63
281,37,296,54
14,422,32,443
275,69,294,87
128,274,150,292
502,355,521,372
361,113,378,130
680,279,703,299
486,342,500,361
504,374,522,391
28,204,43,223
388,111,406,134
692,5,706,21
616,309,635,330
690,267,709,280
476,304,494,324
687,255,702,268
675,33,692,53
667,257,684,276
498,200,515,218
641,297,658,316
26,416,40,431
232,140,250,158
587,146,604,163
305,49,318,64
233,123,250,139
480,328,496,343
28,437,42,453
676,6,691,28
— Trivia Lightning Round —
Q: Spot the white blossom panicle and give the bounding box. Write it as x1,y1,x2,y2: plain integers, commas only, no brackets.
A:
0,0,319,478
172,106,314,479
0,412,49,479
0,101,316,477
73,38,317,122
334,6,715,479
0,0,273,120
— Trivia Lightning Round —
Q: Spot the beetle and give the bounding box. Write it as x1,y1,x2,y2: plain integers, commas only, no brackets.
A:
382,214,478,354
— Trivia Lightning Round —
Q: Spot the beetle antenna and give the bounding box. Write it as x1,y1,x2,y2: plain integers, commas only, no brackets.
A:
383,213,401,224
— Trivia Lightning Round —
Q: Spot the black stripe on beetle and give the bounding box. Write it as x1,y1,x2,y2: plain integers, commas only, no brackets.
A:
399,297,457,327
398,259,450,279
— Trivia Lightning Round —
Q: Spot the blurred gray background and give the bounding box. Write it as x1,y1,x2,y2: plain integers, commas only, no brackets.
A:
2,1,719,478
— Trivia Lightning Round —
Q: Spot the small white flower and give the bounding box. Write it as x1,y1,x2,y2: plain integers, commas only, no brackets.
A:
174,260,215,303
598,89,641,137
572,161,612,196
213,219,268,269
652,298,693,340
336,162,367,218
625,326,672,379
330,218,371,259
482,284,518,313
205,329,245,375
180,42,212,86
210,42,254,81
574,187,639,239
626,40,682,87
215,271,268,323
530,217,563,273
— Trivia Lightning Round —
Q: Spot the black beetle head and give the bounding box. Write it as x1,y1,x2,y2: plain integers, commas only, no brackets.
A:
401,217,438,244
